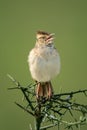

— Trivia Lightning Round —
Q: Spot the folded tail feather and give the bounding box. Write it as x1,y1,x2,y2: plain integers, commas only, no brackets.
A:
36,81,53,99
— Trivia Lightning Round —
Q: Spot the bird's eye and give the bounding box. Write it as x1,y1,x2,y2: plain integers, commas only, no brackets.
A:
37,37,45,41
42,36,45,39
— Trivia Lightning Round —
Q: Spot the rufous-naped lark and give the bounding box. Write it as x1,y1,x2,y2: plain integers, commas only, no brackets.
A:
28,31,60,100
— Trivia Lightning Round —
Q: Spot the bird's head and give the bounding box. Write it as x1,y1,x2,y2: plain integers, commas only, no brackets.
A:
36,31,55,46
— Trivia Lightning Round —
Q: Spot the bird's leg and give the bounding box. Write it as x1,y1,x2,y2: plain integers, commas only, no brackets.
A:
36,82,43,99
47,81,54,99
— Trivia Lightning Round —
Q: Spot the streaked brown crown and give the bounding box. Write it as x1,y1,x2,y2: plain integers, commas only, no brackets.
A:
37,31,50,36
36,31,50,39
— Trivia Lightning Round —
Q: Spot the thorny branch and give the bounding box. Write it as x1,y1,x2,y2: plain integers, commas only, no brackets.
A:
8,75,87,130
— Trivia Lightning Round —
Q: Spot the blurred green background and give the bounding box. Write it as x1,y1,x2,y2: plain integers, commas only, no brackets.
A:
0,0,87,130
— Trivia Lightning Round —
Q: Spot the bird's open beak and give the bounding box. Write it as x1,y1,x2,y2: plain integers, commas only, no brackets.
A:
49,33,55,37
46,33,55,42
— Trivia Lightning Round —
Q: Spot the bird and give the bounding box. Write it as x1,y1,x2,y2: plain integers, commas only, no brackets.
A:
28,31,60,100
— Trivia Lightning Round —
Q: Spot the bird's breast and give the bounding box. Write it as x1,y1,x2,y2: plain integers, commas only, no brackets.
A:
28,47,60,82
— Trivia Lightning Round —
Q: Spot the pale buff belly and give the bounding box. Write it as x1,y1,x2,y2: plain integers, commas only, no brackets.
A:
28,47,60,82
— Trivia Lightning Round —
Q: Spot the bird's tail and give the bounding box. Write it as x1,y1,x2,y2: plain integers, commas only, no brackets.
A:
36,81,53,100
